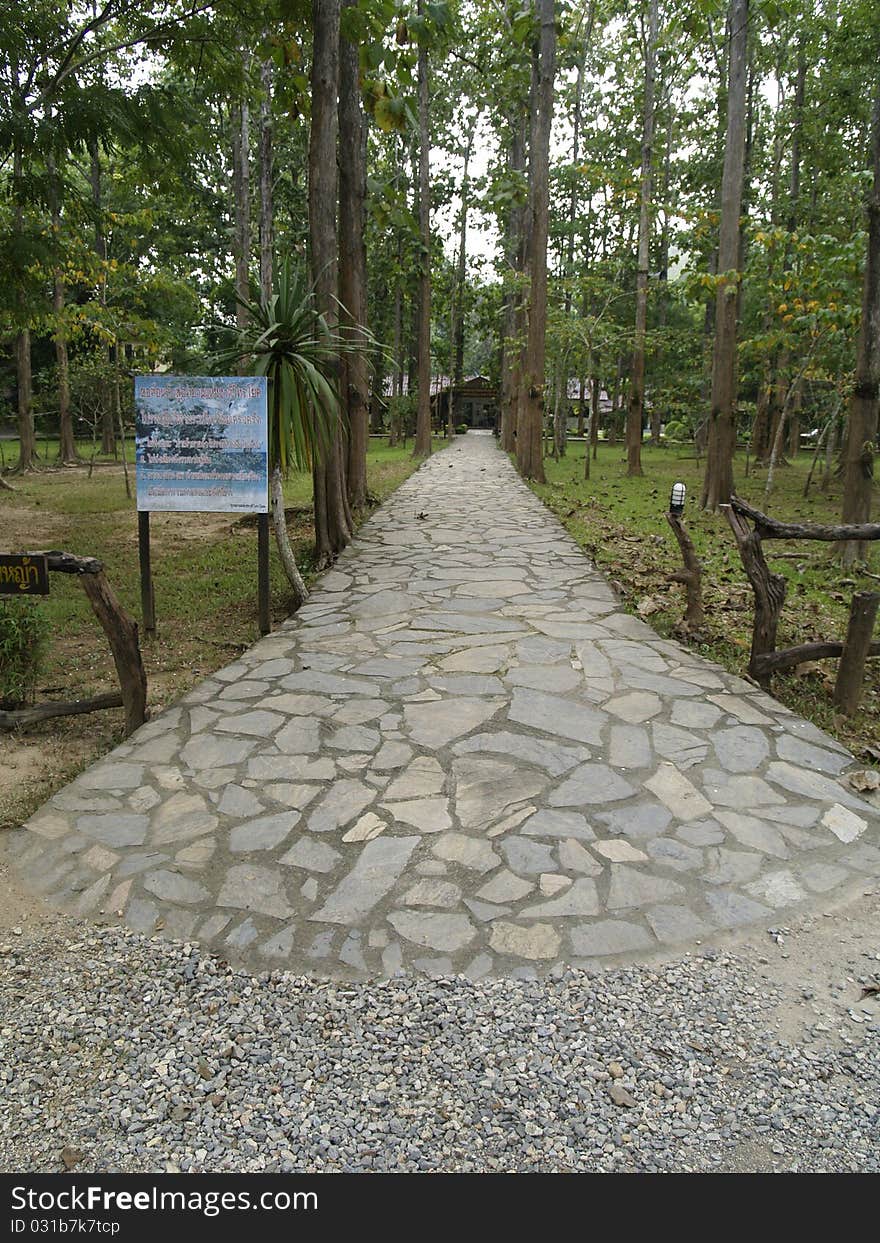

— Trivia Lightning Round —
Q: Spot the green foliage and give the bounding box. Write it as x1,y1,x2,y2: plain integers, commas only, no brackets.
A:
218,264,350,476
0,598,49,709
456,423,468,434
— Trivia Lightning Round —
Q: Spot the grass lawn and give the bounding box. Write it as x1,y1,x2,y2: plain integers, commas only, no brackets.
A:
0,438,420,829
529,440,879,764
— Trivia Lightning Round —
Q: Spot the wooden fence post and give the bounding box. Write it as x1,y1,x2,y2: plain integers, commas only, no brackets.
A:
666,511,704,630
834,591,880,716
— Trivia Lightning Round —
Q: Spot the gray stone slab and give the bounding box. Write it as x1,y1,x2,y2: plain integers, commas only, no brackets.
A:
311,835,419,924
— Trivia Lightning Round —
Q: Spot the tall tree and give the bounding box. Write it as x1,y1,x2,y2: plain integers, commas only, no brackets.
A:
701,0,749,511
339,0,370,508
309,0,351,564
412,2,433,458
626,0,659,478
841,76,880,564
516,0,556,482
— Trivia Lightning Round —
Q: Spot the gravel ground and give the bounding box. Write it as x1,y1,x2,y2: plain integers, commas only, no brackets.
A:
2,918,878,1174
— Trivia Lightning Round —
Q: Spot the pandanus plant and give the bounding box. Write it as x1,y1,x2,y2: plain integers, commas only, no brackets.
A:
219,264,373,607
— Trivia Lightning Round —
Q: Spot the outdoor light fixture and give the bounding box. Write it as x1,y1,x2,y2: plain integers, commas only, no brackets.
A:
669,482,686,515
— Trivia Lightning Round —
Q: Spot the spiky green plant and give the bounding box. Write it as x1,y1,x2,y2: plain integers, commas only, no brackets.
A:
220,263,343,475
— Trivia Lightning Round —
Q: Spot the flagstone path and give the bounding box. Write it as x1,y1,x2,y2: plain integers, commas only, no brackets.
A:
7,433,880,978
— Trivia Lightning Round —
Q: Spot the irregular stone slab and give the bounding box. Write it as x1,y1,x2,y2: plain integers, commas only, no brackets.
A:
703,847,763,886
218,785,265,817
311,836,419,924
501,838,558,876
646,905,711,944
476,869,534,903
180,734,256,770
715,811,789,858
596,803,672,840
404,697,502,747
644,765,712,821
609,725,652,769
508,688,606,744
703,773,786,808
342,813,386,843
151,793,218,845
372,741,414,771
384,756,446,799
745,870,807,906
548,763,636,807
765,762,872,812
676,820,725,847
214,710,285,737
402,879,462,907
651,723,708,769
822,803,866,843
799,862,851,892
388,910,476,953
308,779,375,834
143,869,210,905
775,734,850,774
274,719,321,755
76,814,148,848
506,665,582,693
217,864,293,919
229,812,300,853
79,763,144,791
328,725,381,752
558,838,602,876
539,873,571,896
279,836,341,874
382,798,451,834
569,920,653,957
489,921,561,960
706,694,775,725
705,888,773,928
593,840,647,863
521,878,599,918
607,865,685,909
432,833,500,873
645,838,703,872
453,756,548,828
670,700,722,729
712,727,770,773
520,809,595,840
452,731,583,776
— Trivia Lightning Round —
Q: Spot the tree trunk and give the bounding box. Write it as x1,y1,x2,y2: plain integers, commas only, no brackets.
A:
841,81,880,564
701,0,749,511
413,10,432,459
627,0,659,478
309,0,350,566
88,144,116,457
258,56,274,305
13,144,36,473
452,117,477,433
232,75,251,326
271,464,308,606
339,5,370,509
47,149,77,465
500,110,527,452
517,0,556,482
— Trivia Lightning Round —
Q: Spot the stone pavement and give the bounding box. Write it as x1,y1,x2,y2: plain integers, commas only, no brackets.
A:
7,433,880,978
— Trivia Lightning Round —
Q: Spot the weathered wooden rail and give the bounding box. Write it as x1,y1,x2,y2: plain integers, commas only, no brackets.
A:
720,497,879,714
0,550,147,736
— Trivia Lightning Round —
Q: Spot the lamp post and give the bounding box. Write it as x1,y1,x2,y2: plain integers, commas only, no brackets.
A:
669,482,686,515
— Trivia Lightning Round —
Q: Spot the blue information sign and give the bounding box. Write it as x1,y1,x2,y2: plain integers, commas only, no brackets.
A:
134,376,268,513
